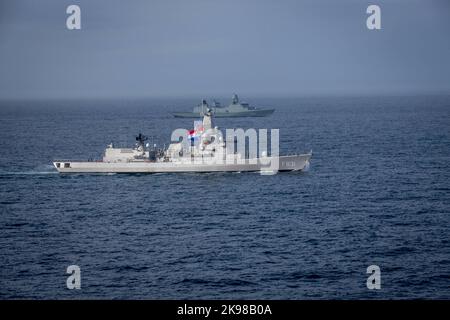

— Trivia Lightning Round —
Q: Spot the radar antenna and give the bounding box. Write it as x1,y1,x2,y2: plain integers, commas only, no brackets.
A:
135,133,148,146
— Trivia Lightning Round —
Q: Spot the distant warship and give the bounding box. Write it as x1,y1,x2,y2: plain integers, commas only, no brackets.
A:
171,94,275,118
53,110,310,174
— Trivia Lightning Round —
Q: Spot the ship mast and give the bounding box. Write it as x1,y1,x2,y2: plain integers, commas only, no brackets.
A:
135,133,148,155
202,107,213,131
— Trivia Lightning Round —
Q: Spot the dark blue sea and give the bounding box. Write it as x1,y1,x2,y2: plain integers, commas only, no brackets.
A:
0,95,449,299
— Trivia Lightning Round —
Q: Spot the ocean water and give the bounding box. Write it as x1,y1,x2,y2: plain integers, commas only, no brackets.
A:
0,95,449,299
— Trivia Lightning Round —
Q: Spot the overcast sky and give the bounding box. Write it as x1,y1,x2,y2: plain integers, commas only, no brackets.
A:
0,0,449,99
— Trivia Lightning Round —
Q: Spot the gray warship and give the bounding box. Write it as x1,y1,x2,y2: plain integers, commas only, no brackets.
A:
171,94,275,118
53,110,311,174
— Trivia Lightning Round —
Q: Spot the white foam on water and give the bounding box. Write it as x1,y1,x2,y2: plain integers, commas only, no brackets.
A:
0,164,58,175
0,171,59,175
302,160,311,172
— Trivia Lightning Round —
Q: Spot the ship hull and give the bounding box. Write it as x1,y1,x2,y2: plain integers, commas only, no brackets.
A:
172,109,275,118
53,154,311,174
